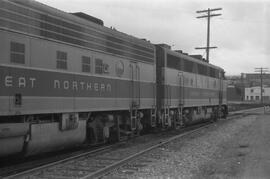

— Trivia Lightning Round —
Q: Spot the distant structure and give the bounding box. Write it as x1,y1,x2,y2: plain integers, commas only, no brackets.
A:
227,84,242,102
245,86,270,103
244,73,270,87
226,75,244,102
226,73,270,103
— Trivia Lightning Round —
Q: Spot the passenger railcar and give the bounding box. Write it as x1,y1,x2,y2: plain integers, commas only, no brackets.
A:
155,45,227,127
0,0,227,158
0,0,156,157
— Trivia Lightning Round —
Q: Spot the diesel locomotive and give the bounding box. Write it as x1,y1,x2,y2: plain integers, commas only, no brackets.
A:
0,0,227,157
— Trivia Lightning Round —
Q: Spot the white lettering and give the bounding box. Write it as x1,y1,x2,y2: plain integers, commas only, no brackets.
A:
54,80,60,89
29,78,36,88
51,79,112,93
94,83,99,91
18,77,26,88
86,83,92,90
80,82,85,90
100,84,105,92
5,76,13,87
63,81,69,90
72,81,78,91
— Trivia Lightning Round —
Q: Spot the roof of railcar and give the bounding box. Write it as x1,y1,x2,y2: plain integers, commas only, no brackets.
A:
162,45,225,72
7,0,154,50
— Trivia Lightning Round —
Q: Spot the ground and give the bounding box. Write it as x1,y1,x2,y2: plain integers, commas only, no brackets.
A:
195,113,270,179
108,108,270,179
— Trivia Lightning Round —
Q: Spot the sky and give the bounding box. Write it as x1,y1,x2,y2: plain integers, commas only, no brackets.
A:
36,0,270,76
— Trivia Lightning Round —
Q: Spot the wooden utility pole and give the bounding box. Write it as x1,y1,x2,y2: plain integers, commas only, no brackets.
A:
254,67,269,104
195,8,222,62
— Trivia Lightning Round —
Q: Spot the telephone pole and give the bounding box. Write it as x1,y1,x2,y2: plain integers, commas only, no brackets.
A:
254,67,269,104
195,8,222,62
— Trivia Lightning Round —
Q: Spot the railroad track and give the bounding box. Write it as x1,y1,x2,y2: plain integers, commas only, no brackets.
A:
2,145,116,179
3,123,212,179
3,108,262,179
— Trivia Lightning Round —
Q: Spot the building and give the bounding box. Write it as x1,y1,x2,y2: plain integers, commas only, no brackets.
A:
245,86,270,102
226,73,270,103
244,73,270,87
227,84,243,102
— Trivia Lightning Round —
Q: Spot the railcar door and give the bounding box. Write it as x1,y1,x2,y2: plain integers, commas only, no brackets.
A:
177,72,184,126
178,72,184,106
163,83,171,126
218,72,223,117
129,62,140,130
130,62,140,107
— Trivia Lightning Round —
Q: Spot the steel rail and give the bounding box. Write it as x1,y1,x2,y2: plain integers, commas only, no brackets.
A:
4,145,115,179
4,107,262,179
81,108,263,179
81,123,215,179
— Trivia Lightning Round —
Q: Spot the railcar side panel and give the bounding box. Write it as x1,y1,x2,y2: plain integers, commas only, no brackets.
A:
26,120,86,156
0,0,229,158
0,0,157,156
0,123,29,156
0,65,156,115
0,136,25,156
155,44,227,126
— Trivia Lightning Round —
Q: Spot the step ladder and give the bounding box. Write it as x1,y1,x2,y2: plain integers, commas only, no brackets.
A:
150,106,156,127
130,105,138,131
177,106,184,127
163,106,170,127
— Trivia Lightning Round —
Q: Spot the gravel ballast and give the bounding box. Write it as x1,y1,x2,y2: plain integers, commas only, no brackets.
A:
106,114,259,178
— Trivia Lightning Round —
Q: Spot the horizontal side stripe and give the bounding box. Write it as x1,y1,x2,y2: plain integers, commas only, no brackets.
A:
0,65,156,98
0,28,154,65
2,0,154,53
0,97,155,115
0,1,155,63
0,8,154,58
161,85,224,99
0,96,154,100
0,17,154,63
0,66,224,99
0,64,155,83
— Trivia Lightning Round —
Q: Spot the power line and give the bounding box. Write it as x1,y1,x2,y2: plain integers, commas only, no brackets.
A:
195,8,222,63
254,67,269,104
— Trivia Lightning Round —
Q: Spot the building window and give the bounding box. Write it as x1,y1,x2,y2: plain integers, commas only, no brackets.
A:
56,51,67,69
82,56,91,73
246,96,249,100
95,58,103,74
251,96,254,100
250,89,254,93
10,42,25,64
255,96,259,100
